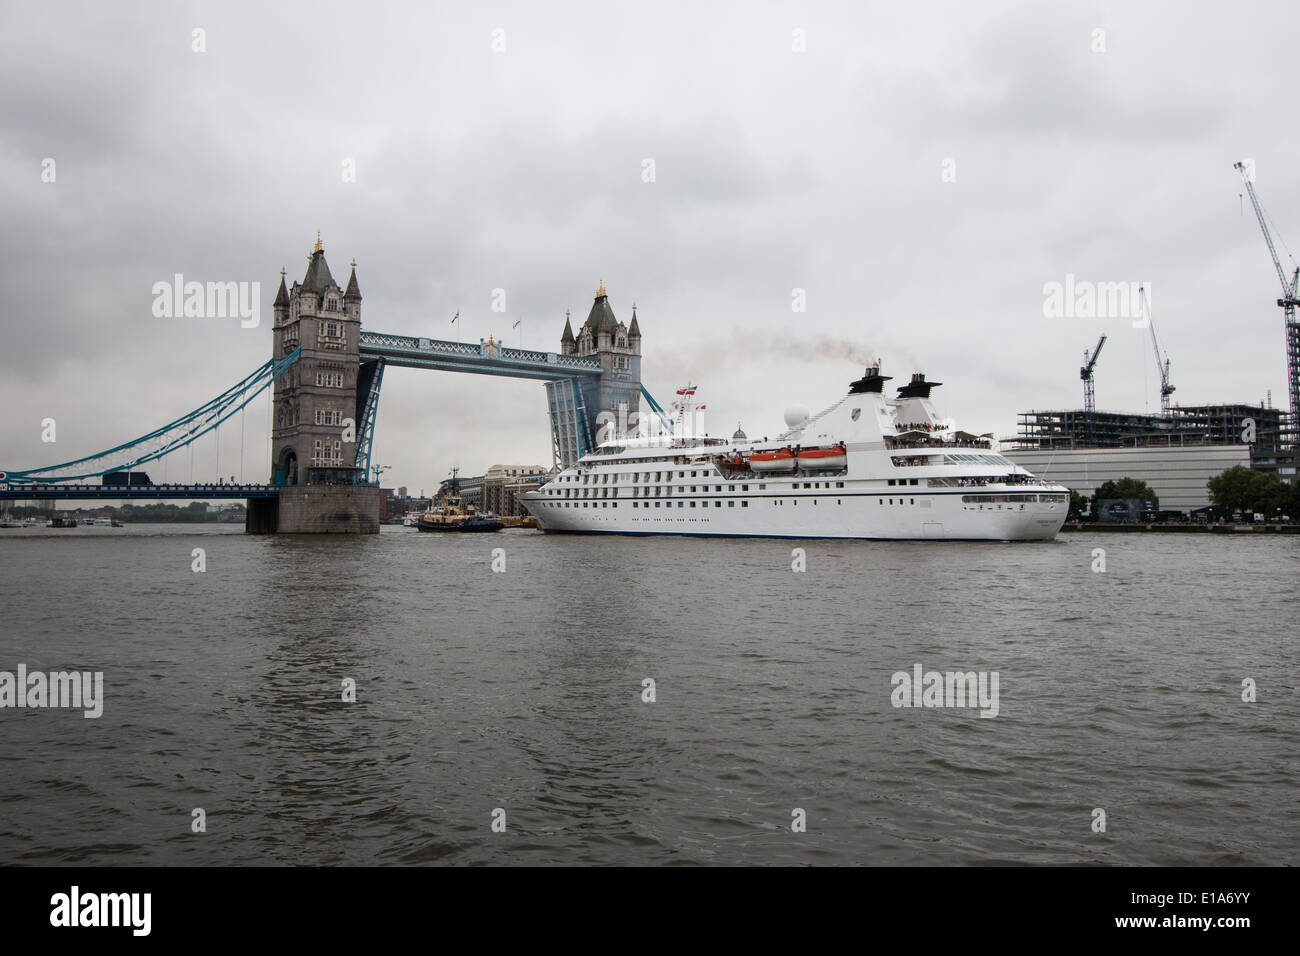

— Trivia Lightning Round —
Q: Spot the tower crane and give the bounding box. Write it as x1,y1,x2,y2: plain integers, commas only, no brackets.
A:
1081,334,1107,413
1234,161,1300,444
1137,286,1175,415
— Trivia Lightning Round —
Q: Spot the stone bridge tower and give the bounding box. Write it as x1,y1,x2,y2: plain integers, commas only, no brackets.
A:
558,281,643,448
252,234,378,533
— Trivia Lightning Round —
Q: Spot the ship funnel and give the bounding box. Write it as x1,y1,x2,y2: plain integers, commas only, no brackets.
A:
848,366,893,394
897,372,942,399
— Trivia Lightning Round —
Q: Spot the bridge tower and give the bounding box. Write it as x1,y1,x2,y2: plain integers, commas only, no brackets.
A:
258,234,378,533
549,282,643,463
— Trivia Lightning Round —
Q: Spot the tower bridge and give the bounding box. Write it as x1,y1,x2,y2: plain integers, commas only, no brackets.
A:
2,238,649,533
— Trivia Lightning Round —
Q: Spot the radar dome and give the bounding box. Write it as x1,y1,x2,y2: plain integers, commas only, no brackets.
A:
783,405,810,428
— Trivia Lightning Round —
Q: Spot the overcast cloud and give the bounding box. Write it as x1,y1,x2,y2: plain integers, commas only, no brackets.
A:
2,0,1297,493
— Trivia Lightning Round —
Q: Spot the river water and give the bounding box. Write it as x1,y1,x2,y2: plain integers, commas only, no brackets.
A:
0,524,1295,865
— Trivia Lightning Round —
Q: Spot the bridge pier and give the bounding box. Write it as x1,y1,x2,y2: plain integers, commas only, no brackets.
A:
275,485,379,534
245,497,278,534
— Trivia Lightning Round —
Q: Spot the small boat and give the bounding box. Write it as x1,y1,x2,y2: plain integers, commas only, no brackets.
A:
797,444,847,470
748,448,797,472
718,455,749,473
416,469,503,533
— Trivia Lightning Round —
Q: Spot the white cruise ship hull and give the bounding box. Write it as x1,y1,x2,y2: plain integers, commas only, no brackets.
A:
522,484,1064,541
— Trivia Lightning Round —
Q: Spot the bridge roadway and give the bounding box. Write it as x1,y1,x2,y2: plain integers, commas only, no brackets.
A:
0,483,279,501
358,331,603,380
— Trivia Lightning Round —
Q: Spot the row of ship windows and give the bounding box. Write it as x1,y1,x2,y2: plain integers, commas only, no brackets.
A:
560,477,850,491
547,501,754,509
556,483,854,498
563,469,730,484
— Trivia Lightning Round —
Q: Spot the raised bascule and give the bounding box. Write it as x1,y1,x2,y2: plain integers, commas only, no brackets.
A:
2,237,649,534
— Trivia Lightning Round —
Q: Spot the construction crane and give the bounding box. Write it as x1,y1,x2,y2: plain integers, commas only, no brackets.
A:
1234,161,1300,445
1137,286,1175,415
1081,334,1107,413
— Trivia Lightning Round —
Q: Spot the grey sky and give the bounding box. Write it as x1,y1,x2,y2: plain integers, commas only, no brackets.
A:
2,1,1297,492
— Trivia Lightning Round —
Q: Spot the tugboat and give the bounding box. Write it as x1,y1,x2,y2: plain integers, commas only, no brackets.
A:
416,469,504,533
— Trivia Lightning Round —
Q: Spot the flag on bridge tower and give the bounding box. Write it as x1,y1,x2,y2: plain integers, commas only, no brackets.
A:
450,311,459,325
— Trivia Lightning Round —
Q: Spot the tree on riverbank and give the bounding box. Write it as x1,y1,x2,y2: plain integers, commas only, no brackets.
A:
1091,477,1158,512
1208,466,1298,517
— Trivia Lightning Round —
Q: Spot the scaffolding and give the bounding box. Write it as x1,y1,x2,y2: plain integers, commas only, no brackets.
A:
1009,404,1285,451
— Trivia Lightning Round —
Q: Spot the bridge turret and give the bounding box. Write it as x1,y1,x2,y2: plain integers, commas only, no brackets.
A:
344,261,361,320
560,310,575,355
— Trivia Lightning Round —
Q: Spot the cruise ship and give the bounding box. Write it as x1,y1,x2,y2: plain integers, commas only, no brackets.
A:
519,366,1069,541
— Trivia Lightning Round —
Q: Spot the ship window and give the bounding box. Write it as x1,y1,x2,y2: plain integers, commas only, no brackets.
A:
677,502,683,508
728,501,735,507
690,486,696,492
742,501,748,507
691,471,697,477
888,479,895,486
678,471,684,478
760,484,766,490
910,498,915,504
911,479,919,485
715,485,722,492
742,484,749,491
836,482,844,488
656,502,660,507
838,499,842,504
714,501,721,507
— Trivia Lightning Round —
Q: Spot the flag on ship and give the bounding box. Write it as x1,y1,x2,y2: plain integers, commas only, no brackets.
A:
676,385,697,395
512,318,521,328
450,311,459,325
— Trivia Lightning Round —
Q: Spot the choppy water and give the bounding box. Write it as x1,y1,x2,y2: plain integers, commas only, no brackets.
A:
0,524,1295,865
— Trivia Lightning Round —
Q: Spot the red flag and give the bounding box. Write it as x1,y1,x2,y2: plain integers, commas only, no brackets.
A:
451,311,459,325
512,319,521,329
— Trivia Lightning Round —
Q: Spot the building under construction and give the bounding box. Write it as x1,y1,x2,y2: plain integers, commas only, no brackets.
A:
1002,162,1299,511
1003,404,1293,513
1009,403,1286,452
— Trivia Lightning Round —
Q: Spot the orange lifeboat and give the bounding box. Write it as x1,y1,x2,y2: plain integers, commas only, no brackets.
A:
796,444,847,470
719,455,749,473
749,448,797,472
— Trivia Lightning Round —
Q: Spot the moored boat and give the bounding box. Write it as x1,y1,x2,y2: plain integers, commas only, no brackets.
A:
416,469,503,533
